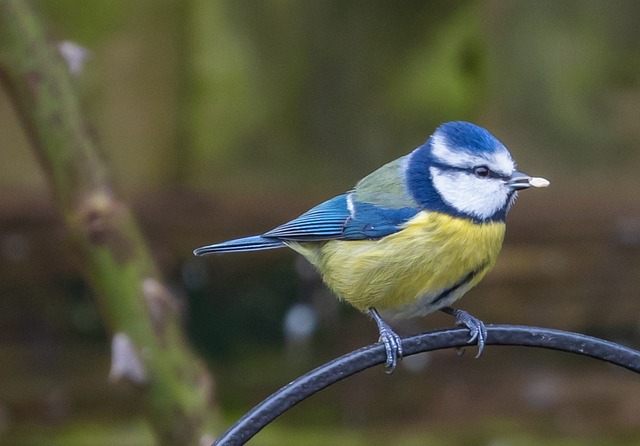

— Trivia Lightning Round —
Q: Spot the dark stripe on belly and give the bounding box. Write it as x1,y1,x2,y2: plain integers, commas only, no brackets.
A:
432,263,488,304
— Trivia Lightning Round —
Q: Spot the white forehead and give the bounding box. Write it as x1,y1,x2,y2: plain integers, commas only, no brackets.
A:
431,133,515,176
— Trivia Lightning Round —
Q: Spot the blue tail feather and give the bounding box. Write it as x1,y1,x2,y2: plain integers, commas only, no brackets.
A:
193,235,285,255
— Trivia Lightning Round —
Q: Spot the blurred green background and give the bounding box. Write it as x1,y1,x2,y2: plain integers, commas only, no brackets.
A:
1,0,640,444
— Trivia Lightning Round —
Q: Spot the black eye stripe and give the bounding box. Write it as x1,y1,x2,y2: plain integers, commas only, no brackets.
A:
431,162,510,180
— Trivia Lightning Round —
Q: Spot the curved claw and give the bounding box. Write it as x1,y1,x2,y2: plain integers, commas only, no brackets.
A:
369,308,403,373
442,307,487,358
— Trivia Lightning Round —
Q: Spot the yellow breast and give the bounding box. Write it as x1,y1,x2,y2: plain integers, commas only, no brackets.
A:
288,212,505,317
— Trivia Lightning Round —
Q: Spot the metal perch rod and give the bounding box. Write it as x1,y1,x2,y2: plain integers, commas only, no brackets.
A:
213,324,640,445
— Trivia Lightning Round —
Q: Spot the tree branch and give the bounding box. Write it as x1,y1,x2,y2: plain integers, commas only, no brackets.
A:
213,325,640,446
0,1,218,444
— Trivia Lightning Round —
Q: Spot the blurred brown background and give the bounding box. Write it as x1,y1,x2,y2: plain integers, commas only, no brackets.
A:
1,0,640,444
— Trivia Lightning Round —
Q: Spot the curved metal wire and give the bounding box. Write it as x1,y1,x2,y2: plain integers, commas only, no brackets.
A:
213,325,640,445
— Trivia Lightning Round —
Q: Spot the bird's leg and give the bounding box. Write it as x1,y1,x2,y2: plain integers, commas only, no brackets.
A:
440,306,487,358
369,308,403,373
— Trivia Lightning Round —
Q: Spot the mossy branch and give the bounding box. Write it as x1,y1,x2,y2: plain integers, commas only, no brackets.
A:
0,1,219,444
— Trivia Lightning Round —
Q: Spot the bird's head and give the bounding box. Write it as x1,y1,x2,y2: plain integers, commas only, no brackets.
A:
406,121,548,222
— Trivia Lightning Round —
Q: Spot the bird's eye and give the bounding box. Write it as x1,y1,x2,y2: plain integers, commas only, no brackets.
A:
473,166,490,178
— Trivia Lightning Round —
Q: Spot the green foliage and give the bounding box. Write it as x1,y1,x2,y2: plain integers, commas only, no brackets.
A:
4,1,640,192
386,3,487,130
5,414,640,446
489,0,640,167
41,0,130,45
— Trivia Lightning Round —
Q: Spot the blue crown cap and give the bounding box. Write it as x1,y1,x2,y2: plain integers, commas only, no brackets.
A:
435,121,505,155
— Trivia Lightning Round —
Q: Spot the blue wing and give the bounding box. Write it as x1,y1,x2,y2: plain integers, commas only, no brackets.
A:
193,236,285,255
265,194,419,241
263,195,351,240
194,193,420,255
342,202,419,239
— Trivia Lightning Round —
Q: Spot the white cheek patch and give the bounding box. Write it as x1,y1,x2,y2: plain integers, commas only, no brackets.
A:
430,167,509,220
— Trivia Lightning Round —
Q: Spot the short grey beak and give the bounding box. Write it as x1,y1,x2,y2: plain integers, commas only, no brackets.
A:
508,171,550,190
508,171,533,190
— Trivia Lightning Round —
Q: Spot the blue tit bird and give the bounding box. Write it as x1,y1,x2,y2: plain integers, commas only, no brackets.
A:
194,121,549,372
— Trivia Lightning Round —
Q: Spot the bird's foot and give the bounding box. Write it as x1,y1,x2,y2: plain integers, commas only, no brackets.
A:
370,308,403,373
441,307,487,358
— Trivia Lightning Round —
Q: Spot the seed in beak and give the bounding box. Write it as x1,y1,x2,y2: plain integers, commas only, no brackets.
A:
528,177,550,188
